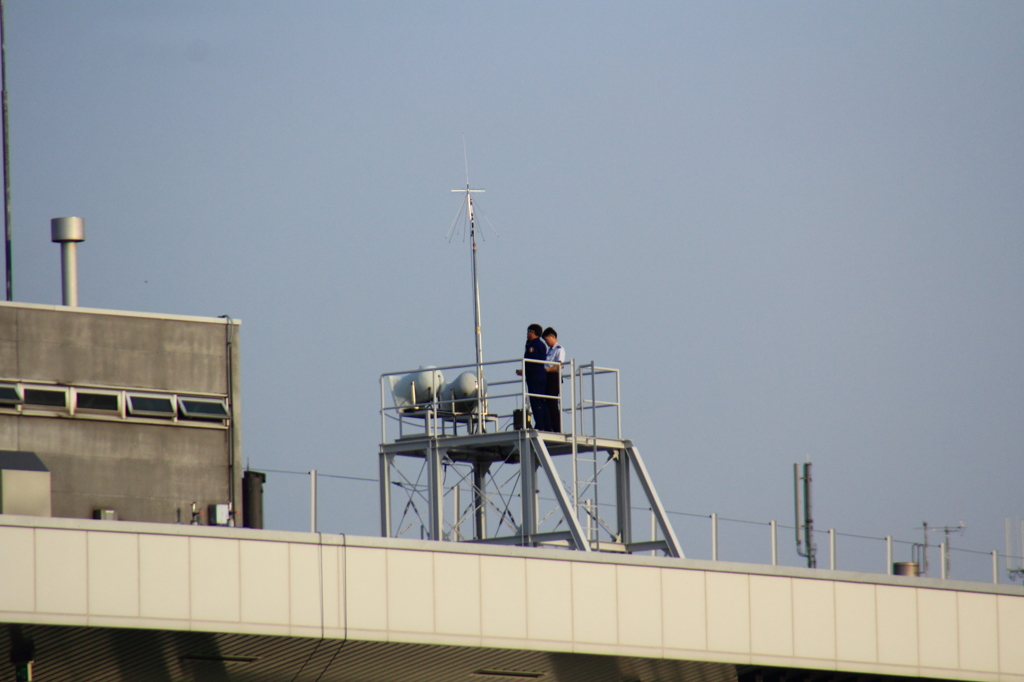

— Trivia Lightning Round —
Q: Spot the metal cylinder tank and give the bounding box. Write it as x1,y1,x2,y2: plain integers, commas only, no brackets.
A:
893,561,920,577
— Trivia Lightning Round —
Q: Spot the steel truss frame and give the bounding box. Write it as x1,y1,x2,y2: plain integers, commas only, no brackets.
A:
379,430,684,557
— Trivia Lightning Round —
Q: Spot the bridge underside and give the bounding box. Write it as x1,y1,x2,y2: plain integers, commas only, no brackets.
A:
0,625,958,682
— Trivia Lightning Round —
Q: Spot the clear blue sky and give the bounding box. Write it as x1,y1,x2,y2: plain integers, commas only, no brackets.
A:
7,2,1023,581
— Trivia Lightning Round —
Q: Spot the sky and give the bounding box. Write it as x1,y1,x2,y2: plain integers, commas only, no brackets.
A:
5,2,1023,582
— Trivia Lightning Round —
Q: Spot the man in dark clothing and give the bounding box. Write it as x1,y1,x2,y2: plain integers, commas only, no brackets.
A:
518,323,550,430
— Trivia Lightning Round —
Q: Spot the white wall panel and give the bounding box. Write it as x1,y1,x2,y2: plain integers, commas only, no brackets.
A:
87,531,139,617
525,559,572,642
834,582,876,663
998,595,1024,675
662,568,707,651
387,550,434,634
617,565,663,649
239,541,289,625
434,551,481,637
189,536,240,623
345,547,388,633
139,534,189,620
571,562,618,645
792,578,835,660
875,584,917,667
0,526,34,613
481,556,527,639
290,543,322,628
917,588,959,670
35,529,87,615
706,571,750,654
956,592,998,673
321,545,342,631
749,575,793,656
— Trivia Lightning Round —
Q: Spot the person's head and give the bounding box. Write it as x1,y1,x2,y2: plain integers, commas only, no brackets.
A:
543,327,558,346
526,323,543,340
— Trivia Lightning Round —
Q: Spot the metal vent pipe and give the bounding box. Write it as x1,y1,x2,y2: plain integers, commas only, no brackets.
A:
50,217,84,306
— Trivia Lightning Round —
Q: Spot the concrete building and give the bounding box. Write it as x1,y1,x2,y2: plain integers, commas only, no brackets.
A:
0,300,242,524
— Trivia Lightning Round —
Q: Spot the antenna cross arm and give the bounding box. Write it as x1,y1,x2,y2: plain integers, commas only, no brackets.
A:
451,189,485,193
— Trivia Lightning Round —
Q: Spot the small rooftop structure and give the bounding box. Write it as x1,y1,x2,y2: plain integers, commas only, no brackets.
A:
379,356,684,557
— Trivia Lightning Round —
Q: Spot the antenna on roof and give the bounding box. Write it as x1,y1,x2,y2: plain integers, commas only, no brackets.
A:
451,137,486,429
1,0,12,301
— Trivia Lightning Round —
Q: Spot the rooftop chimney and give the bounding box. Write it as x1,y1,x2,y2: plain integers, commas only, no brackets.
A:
50,217,84,306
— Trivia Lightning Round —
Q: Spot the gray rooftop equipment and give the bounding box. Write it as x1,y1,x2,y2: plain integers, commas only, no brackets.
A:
51,216,84,306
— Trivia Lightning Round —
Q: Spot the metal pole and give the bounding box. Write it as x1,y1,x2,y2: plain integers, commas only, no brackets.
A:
829,528,835,570
770,520,777,566
1,0,11,302
310,469,317,533
614,369,621,439
379,452,391,537
60,242,78,306
452,483,460,541
804,463,815,568
466,187,485,433
473,461,487,541
615,448,631,545
711,513,718,561
940,542,947,579
886,536,893,575
992,550,998,585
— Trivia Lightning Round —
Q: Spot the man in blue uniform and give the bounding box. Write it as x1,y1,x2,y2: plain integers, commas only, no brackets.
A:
543,327,565,433
519,323,550,430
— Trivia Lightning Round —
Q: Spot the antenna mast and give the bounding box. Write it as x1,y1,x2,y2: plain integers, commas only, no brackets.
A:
451,146,485,429
1,0,11,301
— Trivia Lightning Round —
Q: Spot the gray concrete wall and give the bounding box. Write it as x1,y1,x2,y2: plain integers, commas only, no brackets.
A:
0,302,242,524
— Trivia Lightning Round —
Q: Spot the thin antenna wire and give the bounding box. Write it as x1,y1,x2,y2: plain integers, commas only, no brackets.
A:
1,0,11,301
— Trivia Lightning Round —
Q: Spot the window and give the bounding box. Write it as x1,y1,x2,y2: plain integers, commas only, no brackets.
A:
126,393,176,418
178,397,229,420
23,387,68,408
75,390,120,412
0,383,21,406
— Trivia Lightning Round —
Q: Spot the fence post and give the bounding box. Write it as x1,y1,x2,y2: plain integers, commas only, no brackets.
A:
770,520,777,566
940,543,947,579
886,536,893,575
310,469,317,533
829,528,836,570
993,550,999,584
711,513,718,561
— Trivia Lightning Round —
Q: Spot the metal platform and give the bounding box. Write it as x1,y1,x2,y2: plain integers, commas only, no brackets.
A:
379,359,684,558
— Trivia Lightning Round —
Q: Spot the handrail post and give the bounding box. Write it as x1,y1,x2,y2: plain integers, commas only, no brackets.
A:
770,520,777,565
886,536,893,575
940,542,947,579
711,513,718,561
829,528,836,569
310,469,317,533
993,550,999,584
615,369,621,438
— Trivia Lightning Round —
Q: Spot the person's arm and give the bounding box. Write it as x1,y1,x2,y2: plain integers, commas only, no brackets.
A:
545,347,564,372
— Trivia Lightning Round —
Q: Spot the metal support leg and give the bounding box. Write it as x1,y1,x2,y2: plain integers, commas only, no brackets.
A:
615,449,632,545
473,460,489,541
379,451,392,537
532,436,590,551
520,437,536,542
428,442,444,541
624,443,684,558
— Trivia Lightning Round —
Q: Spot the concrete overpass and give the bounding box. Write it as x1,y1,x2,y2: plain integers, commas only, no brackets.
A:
1,515,1022,682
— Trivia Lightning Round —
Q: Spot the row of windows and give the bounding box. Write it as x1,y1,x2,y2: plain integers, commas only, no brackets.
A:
0,381,230,423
